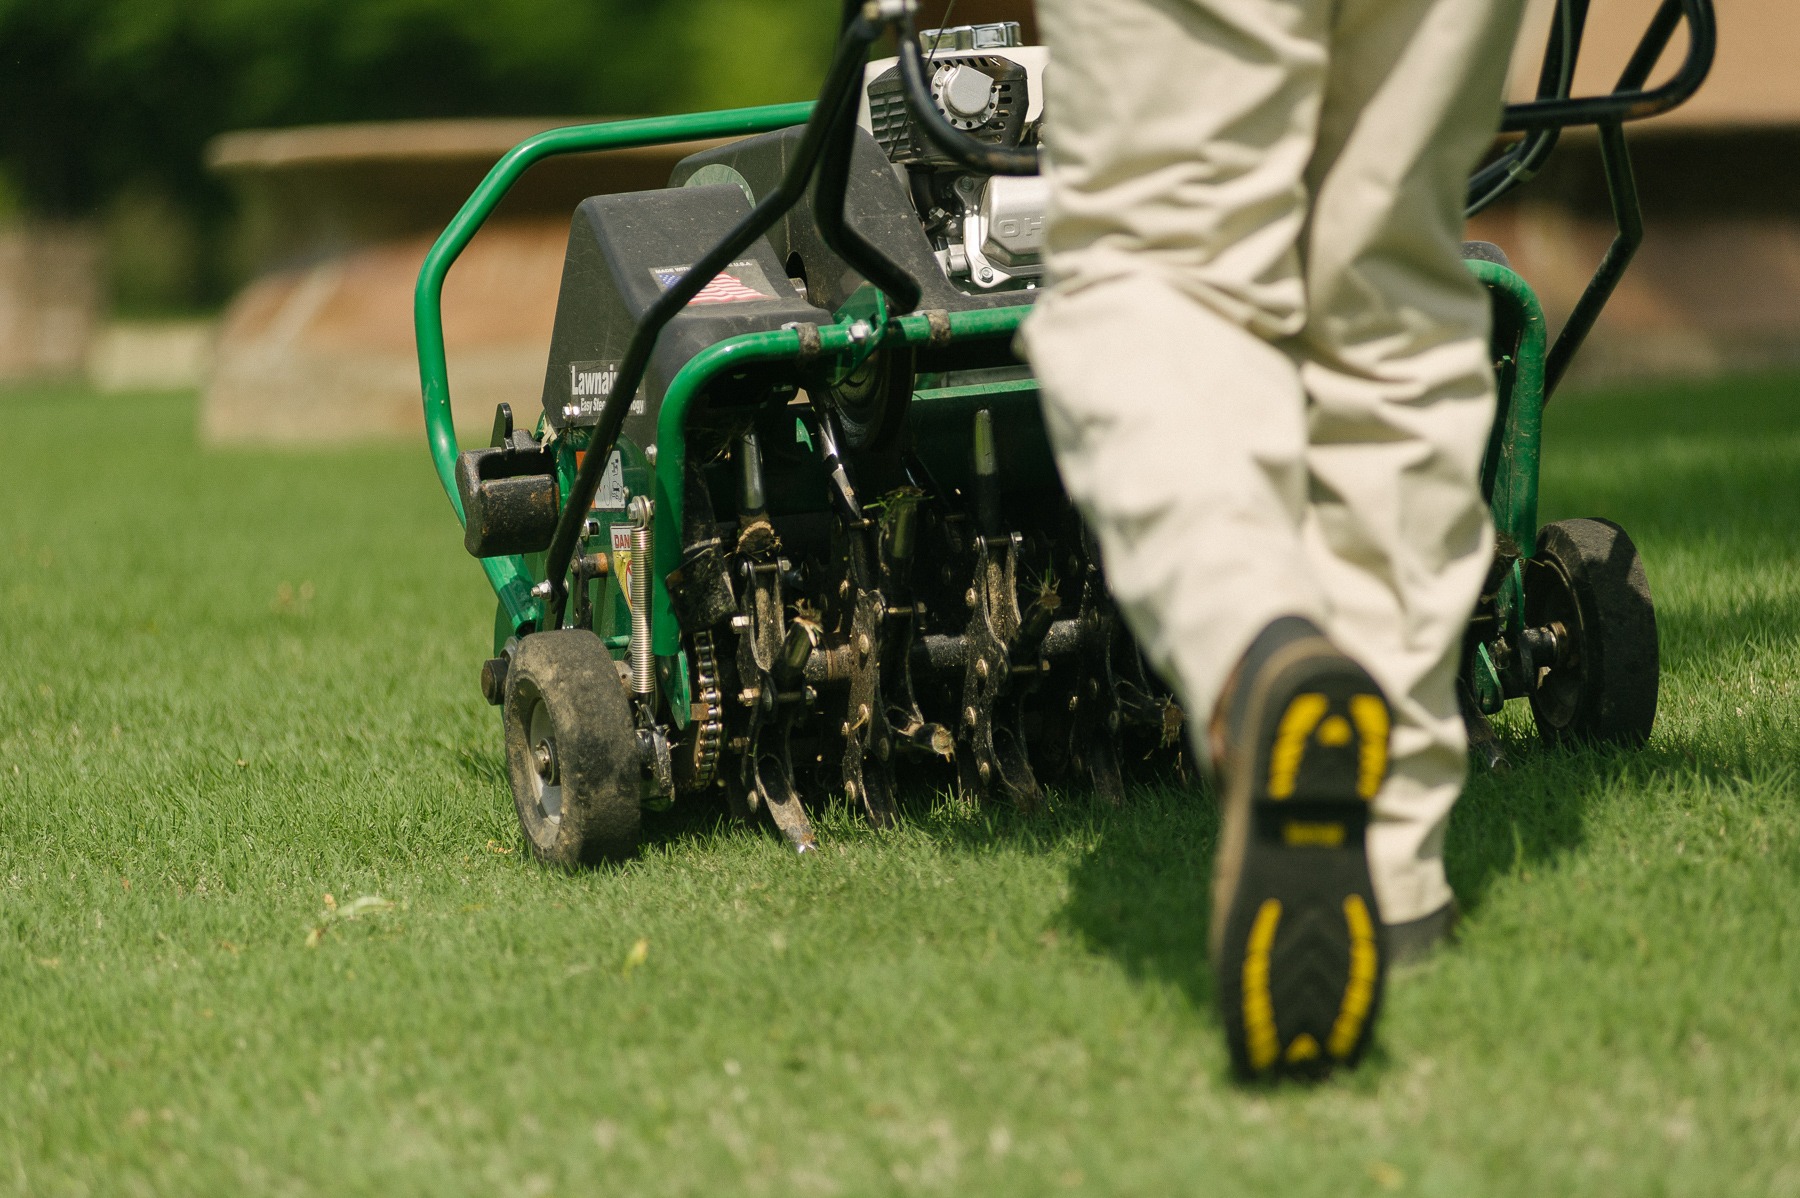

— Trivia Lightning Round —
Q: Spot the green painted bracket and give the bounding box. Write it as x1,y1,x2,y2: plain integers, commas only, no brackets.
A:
1467,258,1550,710
826,286,892,382
414,102,815,635
1467,258,1549,558
912,378,1040,402
649,303,1033,656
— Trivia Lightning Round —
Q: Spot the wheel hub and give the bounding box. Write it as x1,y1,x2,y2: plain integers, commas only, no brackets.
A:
533,738,559,785
525,699,564,822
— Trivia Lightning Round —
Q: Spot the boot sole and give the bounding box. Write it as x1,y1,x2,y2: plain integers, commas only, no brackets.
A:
1213,641,1391,1080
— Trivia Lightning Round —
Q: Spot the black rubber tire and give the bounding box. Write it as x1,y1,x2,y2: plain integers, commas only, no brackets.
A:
825,346,914,452
1461,240,1512,269
502,629,641,866
1525,517,1659,747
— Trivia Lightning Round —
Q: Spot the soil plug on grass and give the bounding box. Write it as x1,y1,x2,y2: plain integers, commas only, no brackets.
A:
304,894,393,946
622,938,649,976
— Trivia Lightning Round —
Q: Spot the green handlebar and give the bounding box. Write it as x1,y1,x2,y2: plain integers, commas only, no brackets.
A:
414,103,816,631
1465,258,1548,554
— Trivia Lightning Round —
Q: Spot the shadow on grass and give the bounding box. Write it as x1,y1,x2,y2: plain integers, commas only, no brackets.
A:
1444,723,1750,910
1051,784,1221,1007
1445,732,1610,913
451,688,1743,1000
1029,724,1733,1015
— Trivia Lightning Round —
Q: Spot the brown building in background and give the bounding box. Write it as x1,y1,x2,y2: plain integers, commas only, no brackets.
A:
199,0,1800,442
1475,0,1800,379
0,225,100,382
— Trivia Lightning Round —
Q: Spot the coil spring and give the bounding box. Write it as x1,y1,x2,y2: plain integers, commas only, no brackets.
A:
630,521,654,698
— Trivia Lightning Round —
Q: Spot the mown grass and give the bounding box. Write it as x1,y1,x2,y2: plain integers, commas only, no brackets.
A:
2,375,1798,1196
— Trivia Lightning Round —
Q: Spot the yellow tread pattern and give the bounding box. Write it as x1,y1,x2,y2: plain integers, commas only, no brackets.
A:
1327,894,1380,1059
1241,899,1283,1071
1266,694,1329,799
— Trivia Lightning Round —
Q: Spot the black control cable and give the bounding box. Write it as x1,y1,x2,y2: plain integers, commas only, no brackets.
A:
1499,0,1713,133
1470,0,1714,216
539,3,918,627
1468,0,1586,217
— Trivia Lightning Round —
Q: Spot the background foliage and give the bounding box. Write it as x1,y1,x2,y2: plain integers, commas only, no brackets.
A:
0,0,844,217
0,0,874,311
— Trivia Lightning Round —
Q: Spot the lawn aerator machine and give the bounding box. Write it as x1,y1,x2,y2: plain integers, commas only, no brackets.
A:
417,0,1716,865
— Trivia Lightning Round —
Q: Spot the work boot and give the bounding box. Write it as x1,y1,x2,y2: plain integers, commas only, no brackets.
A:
1209,616,1393,1081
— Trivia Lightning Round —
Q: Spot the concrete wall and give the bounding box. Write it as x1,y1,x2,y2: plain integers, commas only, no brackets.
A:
0,223,100,382
203,219,565,444
201,121,725,444
1474,0,1800,382
1470,125,1800,384
1511,0,1799,128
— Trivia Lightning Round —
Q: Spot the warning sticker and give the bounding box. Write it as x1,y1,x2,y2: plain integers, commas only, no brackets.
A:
611,524,635,610
591,451,627,511
567,360,644,421
650,259,779,305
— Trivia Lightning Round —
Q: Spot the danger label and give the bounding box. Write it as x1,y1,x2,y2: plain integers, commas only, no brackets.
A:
651,259,778,305
611,524,635,610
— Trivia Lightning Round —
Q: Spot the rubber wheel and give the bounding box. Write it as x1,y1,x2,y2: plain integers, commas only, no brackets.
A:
824,346,914,451
1524,517,1659,747
502,629,641,865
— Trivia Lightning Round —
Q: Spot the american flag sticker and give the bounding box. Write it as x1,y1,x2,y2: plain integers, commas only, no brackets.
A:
651,259,778,305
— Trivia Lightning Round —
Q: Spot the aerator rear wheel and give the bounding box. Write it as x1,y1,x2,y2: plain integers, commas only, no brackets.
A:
823,346,914,452
503,629,641,866
1524,518,1659,748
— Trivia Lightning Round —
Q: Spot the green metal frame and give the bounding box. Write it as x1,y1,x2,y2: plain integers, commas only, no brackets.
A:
1470,259,1548,555
1468,258,1550,713
416,107,1554,721
415,102,815,634
647,304,1029,656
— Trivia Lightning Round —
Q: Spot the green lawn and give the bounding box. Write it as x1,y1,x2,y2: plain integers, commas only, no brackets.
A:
3,376,1798,1196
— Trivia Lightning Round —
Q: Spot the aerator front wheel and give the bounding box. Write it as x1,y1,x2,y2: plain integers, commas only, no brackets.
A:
503,630,641,866
1523,517,1659,748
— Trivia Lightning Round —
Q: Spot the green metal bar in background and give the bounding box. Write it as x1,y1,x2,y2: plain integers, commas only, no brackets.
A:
891,305,1031,345
642,269,1530,658
650,303,1034,655
1468,258,1548,556
413,102,816,633
912,378,1040,402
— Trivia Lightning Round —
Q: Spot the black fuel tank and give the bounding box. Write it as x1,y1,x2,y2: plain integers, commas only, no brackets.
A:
538,184,831,442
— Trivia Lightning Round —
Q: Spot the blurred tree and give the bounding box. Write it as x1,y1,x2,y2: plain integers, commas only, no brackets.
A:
0,0,1026,311
0,0,842,219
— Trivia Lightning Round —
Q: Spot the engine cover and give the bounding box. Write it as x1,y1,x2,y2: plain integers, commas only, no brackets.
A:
537,185,831,441
670,126,1034,317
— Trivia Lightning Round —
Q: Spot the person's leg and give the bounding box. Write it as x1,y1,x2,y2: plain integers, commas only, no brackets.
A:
1295,0,1528,932
1026,0,1397,1080
1023,0,1333,727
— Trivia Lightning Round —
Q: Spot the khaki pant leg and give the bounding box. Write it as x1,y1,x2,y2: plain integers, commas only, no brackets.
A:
1023,0,1335,721
1295,0,1527,924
